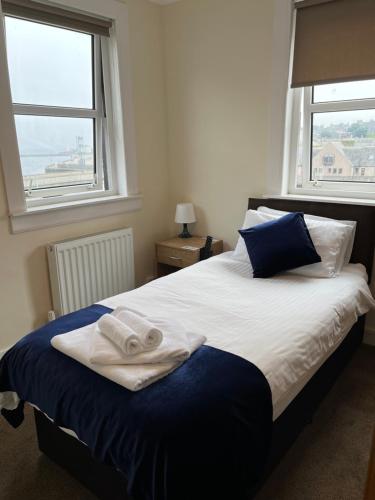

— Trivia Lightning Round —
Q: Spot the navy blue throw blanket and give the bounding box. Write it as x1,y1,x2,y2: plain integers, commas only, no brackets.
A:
0,305,272,500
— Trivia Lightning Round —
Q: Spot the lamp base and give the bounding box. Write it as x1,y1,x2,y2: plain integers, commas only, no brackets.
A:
178,223,192,238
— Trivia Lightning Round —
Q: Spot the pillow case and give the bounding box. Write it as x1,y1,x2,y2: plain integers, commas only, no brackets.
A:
234,209,350,278
233,210,268,265
238,212,321,278
257,206,356,266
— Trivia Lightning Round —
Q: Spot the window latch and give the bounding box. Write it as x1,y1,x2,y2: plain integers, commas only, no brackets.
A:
311,180,322,188
25,179,34,197
87,173,98,190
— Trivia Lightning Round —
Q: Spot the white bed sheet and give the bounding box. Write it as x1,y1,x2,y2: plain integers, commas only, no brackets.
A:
100,253,375,420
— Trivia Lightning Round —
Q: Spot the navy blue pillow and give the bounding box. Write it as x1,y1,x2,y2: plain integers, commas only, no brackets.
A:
238,212,321,278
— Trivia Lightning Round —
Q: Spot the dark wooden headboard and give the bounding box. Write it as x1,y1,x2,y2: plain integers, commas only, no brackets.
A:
248,198,375,280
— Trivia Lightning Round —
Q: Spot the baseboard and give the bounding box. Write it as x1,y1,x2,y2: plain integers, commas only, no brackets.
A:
364,326,375,346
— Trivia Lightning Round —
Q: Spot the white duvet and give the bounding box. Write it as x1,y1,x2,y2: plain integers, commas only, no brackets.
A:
101,252,375,420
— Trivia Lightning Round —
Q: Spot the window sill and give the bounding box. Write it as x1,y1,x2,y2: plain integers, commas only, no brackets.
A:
10,194,143,233
263,193,375,207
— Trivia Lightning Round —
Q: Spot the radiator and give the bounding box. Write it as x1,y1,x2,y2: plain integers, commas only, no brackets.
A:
47,228,134,317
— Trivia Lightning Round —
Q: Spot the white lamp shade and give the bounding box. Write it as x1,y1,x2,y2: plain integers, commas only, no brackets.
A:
175,203,196,224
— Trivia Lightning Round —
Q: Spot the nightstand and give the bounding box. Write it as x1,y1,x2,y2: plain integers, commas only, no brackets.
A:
156,236,223,277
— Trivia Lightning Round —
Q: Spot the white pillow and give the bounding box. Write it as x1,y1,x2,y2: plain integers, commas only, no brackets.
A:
233,211,267,269
257,206,356,266
233,209,350,278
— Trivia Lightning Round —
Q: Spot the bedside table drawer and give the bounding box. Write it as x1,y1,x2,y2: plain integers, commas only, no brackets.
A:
156,245,198,268
156,236,223,277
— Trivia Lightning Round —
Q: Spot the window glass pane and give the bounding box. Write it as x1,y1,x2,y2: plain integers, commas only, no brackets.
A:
15,115,95,191
313,80,375,103
311,110,375,183
5,17,93,108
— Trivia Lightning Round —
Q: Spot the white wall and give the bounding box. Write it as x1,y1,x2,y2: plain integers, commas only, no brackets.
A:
162,0,274,248
0,0,170,350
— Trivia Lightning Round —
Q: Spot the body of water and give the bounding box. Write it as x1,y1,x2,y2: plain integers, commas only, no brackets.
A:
20,155,71,175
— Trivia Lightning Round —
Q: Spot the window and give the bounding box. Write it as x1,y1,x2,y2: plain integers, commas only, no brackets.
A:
4,16,108,202
323,154,335,166
289,80,375,198
0,0,140,232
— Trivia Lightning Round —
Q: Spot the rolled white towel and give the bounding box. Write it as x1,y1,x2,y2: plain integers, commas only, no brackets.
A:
90,327,206,365
114,309,163,351
97,314,143,356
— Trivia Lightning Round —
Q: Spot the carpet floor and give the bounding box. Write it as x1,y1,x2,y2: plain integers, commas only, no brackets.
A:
1,345,374,500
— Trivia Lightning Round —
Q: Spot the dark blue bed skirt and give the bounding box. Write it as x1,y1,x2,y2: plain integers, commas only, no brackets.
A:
0,305,272,500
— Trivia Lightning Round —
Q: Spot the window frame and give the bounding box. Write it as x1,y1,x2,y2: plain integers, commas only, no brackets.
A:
5,17,112,204
0,0,140,233
288,85,375,199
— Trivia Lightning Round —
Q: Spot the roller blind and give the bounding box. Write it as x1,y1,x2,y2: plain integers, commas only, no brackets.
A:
1,0,112,37
292,0,375,88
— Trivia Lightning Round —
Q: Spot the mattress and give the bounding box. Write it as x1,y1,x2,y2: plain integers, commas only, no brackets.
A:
100,252,375,420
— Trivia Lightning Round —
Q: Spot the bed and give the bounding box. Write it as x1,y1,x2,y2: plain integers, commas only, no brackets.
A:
1,198,374,500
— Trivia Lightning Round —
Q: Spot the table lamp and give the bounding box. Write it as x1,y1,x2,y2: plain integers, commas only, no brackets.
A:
175,203,196,238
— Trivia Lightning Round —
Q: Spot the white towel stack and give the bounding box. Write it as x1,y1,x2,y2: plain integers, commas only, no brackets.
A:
90,308,205,366
51,308,206,392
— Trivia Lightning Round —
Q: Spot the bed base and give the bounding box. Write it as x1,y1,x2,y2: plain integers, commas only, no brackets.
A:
34,316,365,500
34,409,129,500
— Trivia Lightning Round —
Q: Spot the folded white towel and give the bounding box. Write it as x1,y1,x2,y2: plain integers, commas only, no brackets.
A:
51,325,181,392
90,316,206,365
98,314,143,356
114,308,163,351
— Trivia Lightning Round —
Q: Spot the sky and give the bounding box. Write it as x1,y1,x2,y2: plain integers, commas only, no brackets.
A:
5,15,94,170
313,80,375,126
5,16,93,108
